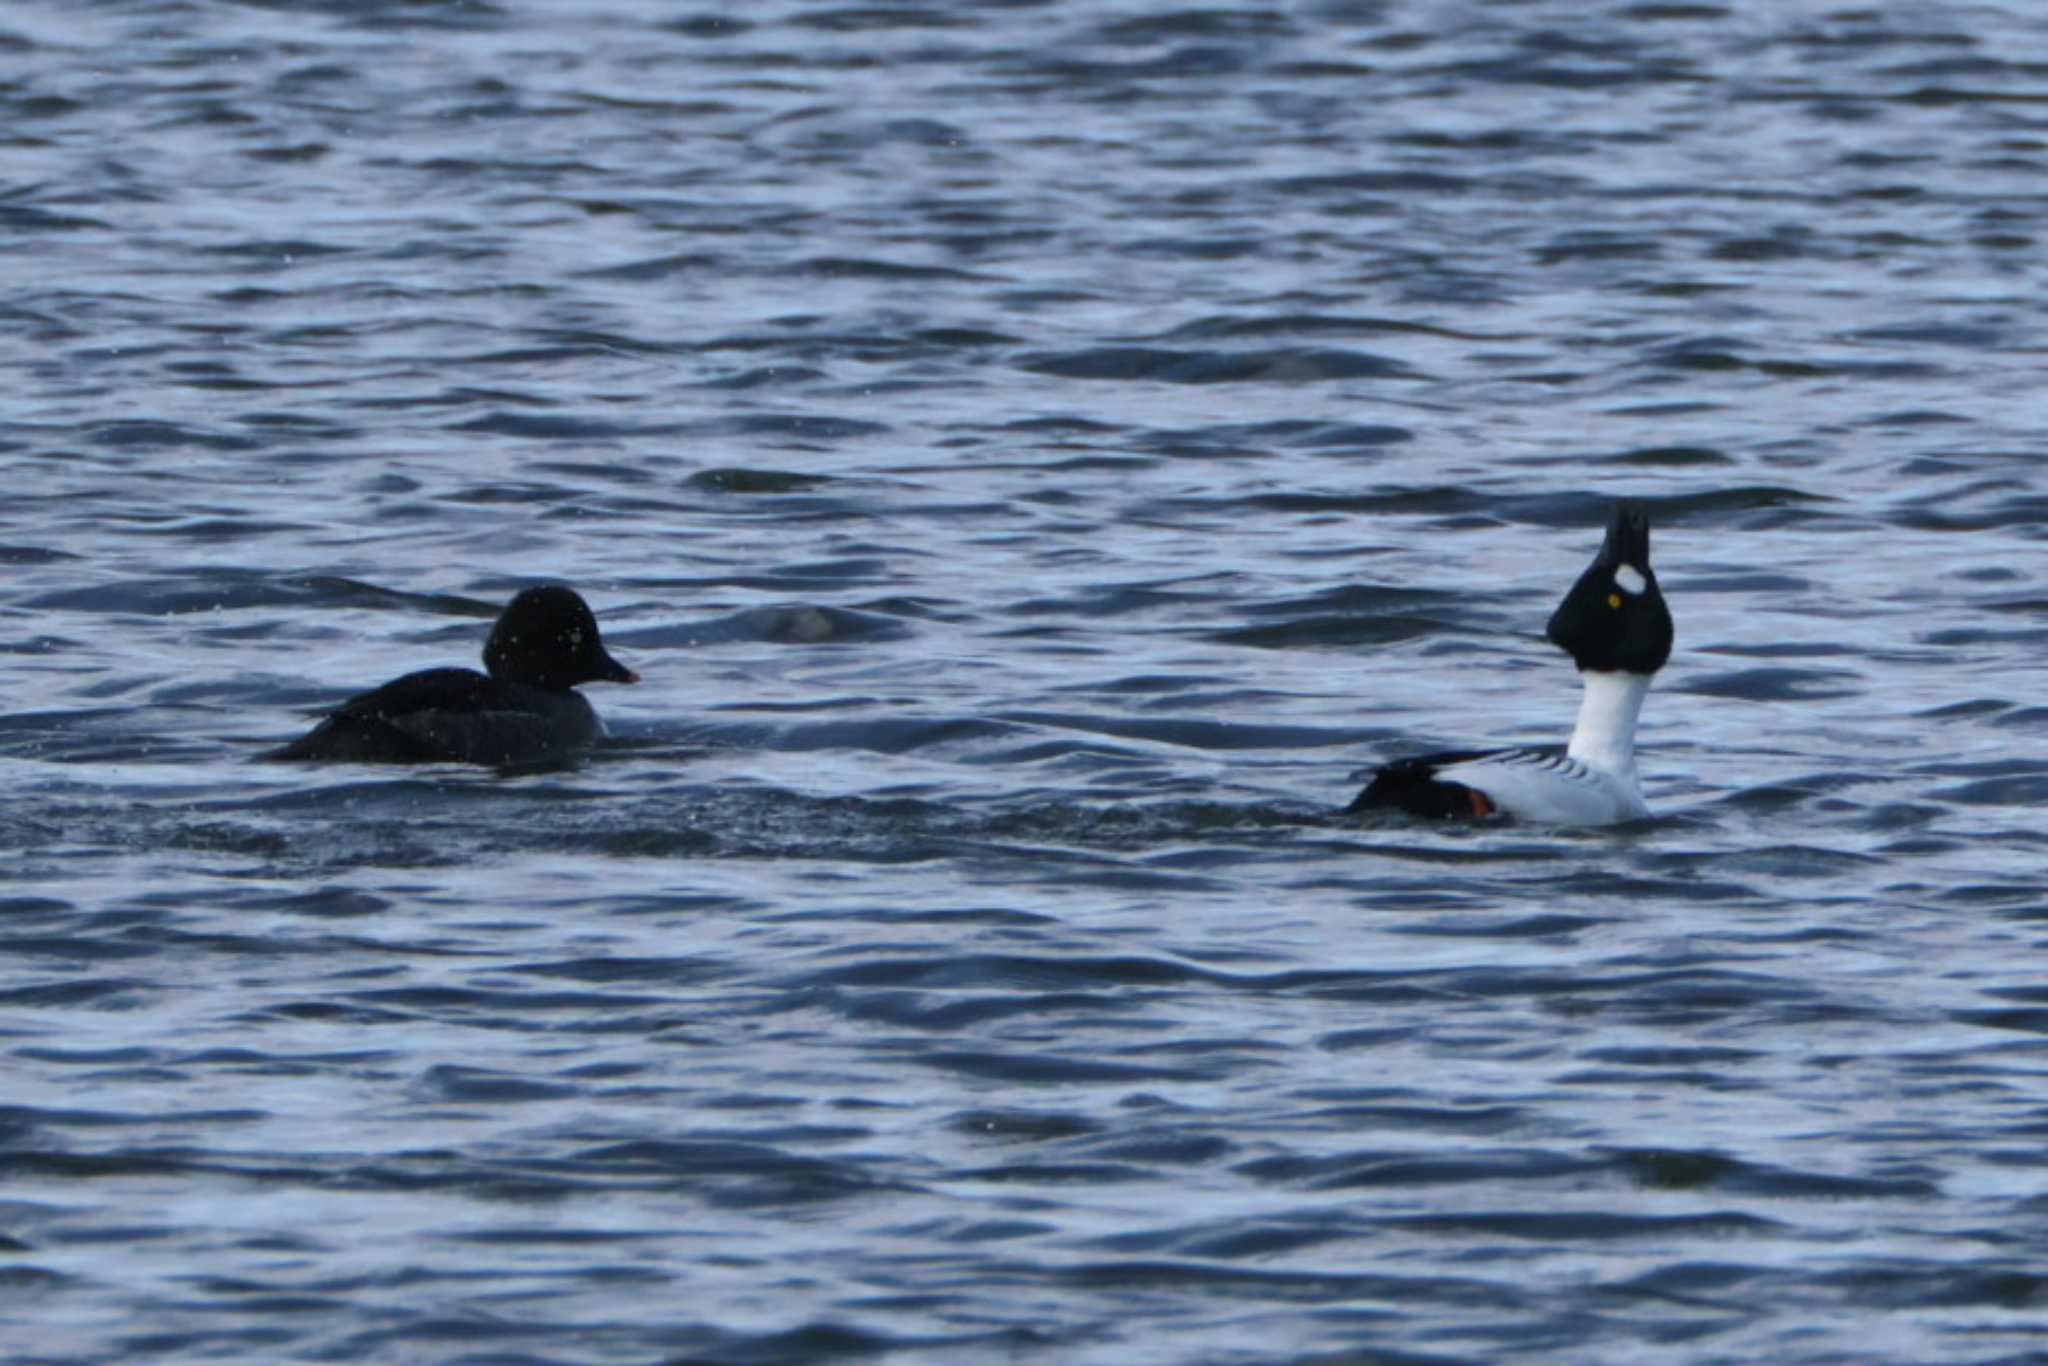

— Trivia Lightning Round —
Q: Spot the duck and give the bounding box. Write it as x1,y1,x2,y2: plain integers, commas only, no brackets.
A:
267,585,638,766
1347,503,1673,825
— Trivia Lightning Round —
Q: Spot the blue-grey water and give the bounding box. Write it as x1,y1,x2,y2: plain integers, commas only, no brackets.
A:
4,2,2048,1362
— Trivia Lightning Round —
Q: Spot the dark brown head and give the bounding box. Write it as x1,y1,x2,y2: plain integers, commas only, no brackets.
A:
482,586,638,692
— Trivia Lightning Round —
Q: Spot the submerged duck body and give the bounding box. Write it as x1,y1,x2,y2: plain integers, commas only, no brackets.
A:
268,585,638,767
1348,503,1674,827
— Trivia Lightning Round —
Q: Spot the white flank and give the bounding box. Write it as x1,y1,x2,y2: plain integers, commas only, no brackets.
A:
1435,669,1653,826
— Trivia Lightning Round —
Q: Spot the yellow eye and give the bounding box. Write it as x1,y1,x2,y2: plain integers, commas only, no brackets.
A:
1607,593,1622,609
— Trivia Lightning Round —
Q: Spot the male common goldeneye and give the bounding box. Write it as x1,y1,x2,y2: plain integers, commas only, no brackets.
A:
1347,503,1673,825
267,585,638,766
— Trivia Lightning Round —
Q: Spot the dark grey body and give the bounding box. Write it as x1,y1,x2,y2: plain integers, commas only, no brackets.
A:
270,667,605,766
267,586,636,767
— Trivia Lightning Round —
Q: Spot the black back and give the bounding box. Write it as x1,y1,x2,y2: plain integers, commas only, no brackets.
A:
266,668,497,762
1347,749,1503,819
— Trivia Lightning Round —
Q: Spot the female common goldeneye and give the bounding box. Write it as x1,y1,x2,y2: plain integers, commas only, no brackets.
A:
1348,503,1673,825
267,585,638,766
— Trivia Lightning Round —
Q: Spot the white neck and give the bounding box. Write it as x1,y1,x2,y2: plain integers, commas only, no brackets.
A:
1566,670,1652,780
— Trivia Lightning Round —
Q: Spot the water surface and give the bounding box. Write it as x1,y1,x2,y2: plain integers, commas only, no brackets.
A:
4,2,2048,1361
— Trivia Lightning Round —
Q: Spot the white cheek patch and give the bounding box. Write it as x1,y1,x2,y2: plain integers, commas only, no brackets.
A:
1612,564,1647,596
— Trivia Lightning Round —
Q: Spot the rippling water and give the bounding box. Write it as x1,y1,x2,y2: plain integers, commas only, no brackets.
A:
6,1,2048,1361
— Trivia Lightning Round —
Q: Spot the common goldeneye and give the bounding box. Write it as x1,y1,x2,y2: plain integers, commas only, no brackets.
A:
267,585,638,766
1348,503,1673,825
